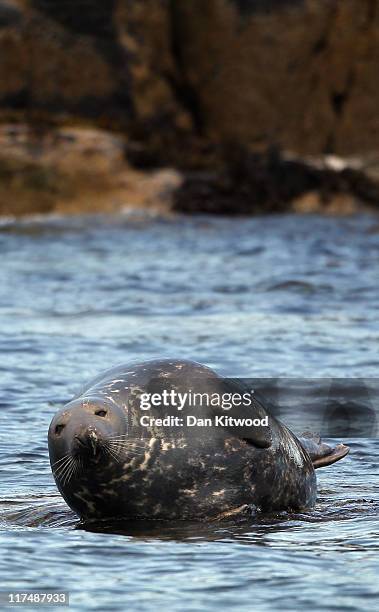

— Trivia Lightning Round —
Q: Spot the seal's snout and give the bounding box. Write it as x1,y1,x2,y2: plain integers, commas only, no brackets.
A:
73,428,100,458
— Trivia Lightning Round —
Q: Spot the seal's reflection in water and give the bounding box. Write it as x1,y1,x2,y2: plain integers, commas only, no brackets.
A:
0,491,320,543
77,516,292,545
0,493,303,545
1,475,378,561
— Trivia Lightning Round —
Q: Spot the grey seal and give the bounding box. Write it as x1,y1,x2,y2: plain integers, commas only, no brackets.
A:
48,359,349,521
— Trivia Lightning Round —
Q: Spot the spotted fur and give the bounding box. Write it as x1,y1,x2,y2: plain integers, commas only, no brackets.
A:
48,359,333,522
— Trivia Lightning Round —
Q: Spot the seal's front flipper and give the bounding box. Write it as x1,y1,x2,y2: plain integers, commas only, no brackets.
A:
299,432,350,469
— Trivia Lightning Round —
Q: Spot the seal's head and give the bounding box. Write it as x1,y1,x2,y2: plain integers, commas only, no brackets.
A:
48,397,127,488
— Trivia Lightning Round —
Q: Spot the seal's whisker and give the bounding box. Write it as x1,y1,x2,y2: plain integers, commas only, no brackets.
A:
106,439,143,446
71,460,80,481
66,463,77,486
77,457,84,478
73,459,81,480
53,456,72,477
63,461,76,486
109,433,143,442
52,452,71,468
53,460,75,480
106,449,120,463
107,441,133,460
52,455,70,468
103,444,122,463
109,440,148,450
57,457,74,480
103,442,119,459
107,443,146,456
67,460,78,484
57,457,75,483
106,434,128,439
103,447,113,461
107,440,147,449
108,442,146,451
107,436,144,442
107,438,145,444
105,443,136,459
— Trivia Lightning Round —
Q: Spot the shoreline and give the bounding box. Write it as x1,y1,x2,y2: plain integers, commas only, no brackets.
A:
1,124,379,218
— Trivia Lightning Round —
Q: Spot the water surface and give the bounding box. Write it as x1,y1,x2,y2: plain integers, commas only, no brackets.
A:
0,212,378,610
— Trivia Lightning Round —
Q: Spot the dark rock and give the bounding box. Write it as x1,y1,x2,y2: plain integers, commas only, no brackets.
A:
230,0,305,17
0,1,22,28
31,0,116,37
173,146,379,215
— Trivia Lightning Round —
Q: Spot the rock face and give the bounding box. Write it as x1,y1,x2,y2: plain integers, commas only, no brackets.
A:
0,124,181,216
0,0,379,215
172,0,379,156
0,0,192,155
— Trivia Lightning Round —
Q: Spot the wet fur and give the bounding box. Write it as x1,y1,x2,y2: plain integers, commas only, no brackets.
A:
48,359,347,521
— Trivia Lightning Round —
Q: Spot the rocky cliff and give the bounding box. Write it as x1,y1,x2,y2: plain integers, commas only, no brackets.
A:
1,0,379,215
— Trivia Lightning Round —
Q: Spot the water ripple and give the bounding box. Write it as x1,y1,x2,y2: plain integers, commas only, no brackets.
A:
0,212,378,610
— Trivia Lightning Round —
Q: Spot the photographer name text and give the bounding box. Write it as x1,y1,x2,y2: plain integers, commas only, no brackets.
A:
140,415,268,427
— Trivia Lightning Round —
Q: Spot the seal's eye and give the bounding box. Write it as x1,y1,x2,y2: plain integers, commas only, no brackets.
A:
55,424,65,435
95,409,107,417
